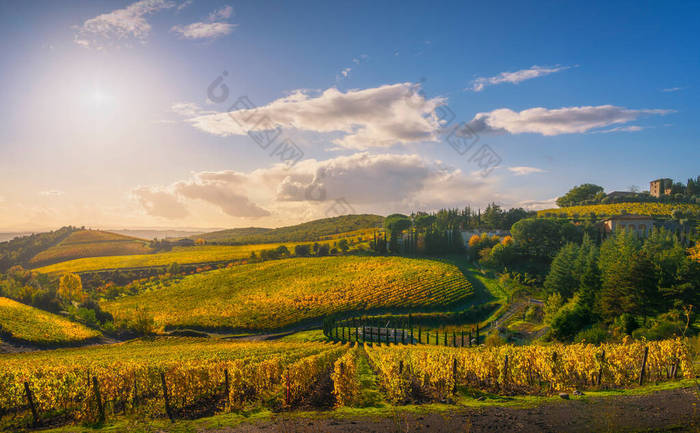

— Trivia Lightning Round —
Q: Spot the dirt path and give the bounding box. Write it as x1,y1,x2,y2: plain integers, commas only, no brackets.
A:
208,386,700,433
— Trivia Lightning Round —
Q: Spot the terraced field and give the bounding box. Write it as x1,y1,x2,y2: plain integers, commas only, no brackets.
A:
0,297,100,345
34,243,306,274
538,202,700,219
102,256,473,331
28,229,151,267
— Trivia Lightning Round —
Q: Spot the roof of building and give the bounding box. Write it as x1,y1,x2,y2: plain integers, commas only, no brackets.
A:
601,214,655,221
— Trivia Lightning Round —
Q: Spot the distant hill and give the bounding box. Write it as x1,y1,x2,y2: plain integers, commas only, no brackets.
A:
0,226,79,272
110,229,216,240
28,229,152,268
195,214,384,244
0,297,100,346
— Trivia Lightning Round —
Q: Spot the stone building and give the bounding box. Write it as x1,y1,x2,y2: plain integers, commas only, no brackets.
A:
650,178,673,198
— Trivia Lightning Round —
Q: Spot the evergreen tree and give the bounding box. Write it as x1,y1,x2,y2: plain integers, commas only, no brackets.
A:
544,242,581,298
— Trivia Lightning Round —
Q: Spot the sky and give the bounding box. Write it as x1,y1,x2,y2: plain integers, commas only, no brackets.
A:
0,0,698,231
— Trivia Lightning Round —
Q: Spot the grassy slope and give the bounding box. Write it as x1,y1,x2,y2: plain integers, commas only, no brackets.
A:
28,229,151,268
538,202,700,218
0,297,100,345
197,214,383,243
102,256,473,331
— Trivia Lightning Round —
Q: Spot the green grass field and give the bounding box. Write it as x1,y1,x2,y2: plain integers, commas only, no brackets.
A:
0,297,100,345
102,256,473,331
28,229,152,267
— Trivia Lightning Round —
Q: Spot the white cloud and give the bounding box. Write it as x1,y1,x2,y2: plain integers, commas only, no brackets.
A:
662,87,685,92
132,153,502,222
74,0,175,48
131,186,189,219
172,4,236,40
339,67,352,78
176,0,193,11
188,83,445,149
467,105,673,136
470,65,572,92
208,5,234,21
590,125,646,134
171,22,236,39
171,102,203,116
516,197,558,211
507,166,546,175
173,172,270,217
352,54,369,64
39,190,65,197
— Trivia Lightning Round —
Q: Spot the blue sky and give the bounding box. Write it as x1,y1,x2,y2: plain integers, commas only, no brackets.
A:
0,0,698,230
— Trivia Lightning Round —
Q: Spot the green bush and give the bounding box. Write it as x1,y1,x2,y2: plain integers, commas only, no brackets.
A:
574,325,609,344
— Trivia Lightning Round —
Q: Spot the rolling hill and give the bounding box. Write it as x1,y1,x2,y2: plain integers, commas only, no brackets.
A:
194,214,384,244
0,297,101,345
28,229,152,268
102,256,473,331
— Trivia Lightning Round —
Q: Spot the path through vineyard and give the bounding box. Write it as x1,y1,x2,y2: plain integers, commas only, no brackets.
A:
214,386,700,433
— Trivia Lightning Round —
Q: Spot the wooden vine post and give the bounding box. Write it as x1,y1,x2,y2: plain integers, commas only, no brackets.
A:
468,331,472,347
285,369,291,407
224,369,230,408
452,358,458,393
160,372,174,422
639,346,649,386
23,382,38,427
596,350,605,386
92,376,105,423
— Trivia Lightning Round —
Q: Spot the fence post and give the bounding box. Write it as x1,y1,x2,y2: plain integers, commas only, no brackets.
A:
503,355,509,388
444,331,447,346
435,332,438,345
468,331,472,347
23,382,38,427
92,376,105,423
461,331,464,347
224,369,230,407
394,328,398,344
160,372,174,422
418,327,422,344
132,378,139,409
410,327,414,344
639,346,649,386
597,350,605,386
426,331,430,345
285,369,290,407
476,324,480,345
453,332,456,347
452,358,458,393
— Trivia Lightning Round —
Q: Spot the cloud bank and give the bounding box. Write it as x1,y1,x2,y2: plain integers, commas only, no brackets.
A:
187,83,445,149
131,153,500,221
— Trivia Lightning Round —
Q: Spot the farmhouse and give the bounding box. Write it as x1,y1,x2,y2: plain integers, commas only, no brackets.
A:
600,214,655,237
650,178,673,198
